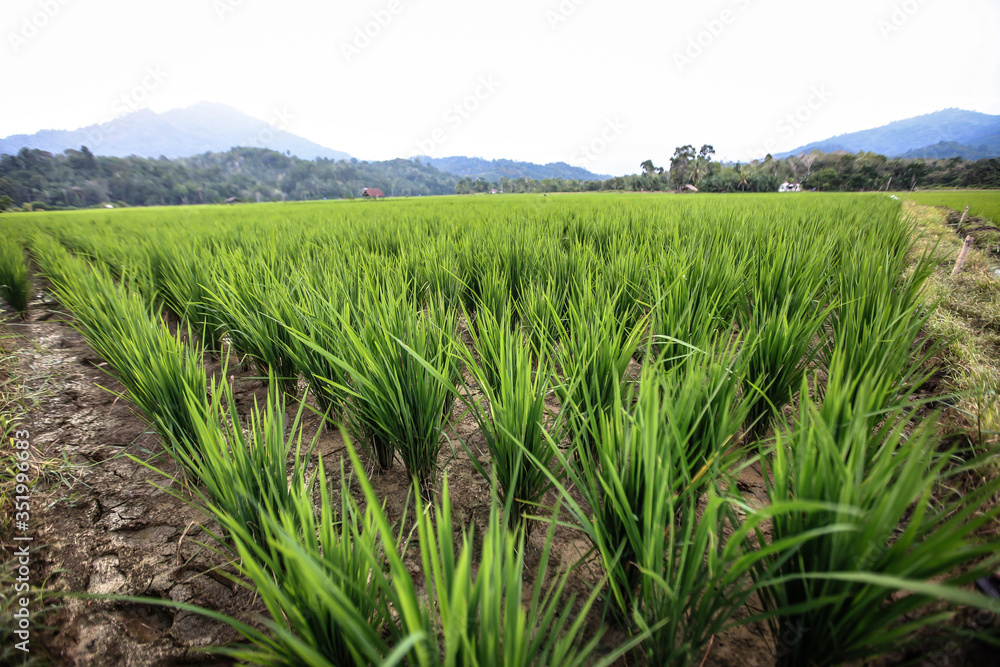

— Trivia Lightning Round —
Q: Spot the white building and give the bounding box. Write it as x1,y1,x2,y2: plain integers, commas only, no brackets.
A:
778,182,803,193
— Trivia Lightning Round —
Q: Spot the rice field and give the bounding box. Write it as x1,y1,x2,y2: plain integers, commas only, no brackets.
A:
902,190,1000,226
2,192,999,666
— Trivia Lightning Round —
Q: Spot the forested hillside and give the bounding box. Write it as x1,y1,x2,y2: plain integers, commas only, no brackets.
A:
0,147,457,209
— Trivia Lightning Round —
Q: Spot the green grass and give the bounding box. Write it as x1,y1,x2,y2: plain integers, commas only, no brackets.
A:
901,190,1000,227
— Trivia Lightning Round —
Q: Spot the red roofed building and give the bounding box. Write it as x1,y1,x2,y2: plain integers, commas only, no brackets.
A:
362,187,384,199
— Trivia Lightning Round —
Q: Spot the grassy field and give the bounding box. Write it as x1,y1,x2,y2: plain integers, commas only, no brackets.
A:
2,191,999,666
901,190,1000,225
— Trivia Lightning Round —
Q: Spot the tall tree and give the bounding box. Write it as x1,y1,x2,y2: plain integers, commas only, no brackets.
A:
669,145,696,187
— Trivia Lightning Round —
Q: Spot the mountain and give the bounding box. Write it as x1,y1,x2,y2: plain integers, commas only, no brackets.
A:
418,156,610,182
899,139,1000,161
0,102,350,161
775,108,1000,160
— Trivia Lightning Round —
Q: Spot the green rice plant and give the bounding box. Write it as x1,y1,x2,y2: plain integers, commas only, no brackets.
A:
205,250,301,394
132,431,638,667
410,237,465,309
33,239,210,472
570,355,750,620
475,264,513,326
331,436,631,666
645,254,732,369
160,454,411,667
738,275,832,441
745,236,830,319
497,227,541,307
158,243,224,351
406,477,625,667
295,278,459,492
545,238,592,300
599,237,649,335
827,240,939,403
454,232,496,315
758,374,1000,666
632,488,810,667
663,340,751,469
518,276,567,355
462,305,561,530
532,361,829,666
0,237,30,318
656,240,746,337
282,272,352,429
138,369,319,556
464,302,508,398
552,285,648,449
30,232,78,287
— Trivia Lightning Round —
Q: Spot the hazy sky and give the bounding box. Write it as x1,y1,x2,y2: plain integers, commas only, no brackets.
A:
3,0,999,175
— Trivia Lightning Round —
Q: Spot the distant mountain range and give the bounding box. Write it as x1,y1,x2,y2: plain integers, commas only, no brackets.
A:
0,102,352,161
775,108,1000,160
417,156,610,182
4,104,997,187
0,103,611,182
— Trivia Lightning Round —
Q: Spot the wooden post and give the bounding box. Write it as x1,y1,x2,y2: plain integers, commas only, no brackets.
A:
952,235,975,276
958,205,970,227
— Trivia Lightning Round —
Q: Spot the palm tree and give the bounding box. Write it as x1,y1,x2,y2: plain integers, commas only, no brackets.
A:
691,160,704,183
736,163,749,192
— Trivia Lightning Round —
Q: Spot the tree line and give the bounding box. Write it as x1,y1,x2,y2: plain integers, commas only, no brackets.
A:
461,147,998,195
1,144,997,212
0,147,458,210
441,147,1000,197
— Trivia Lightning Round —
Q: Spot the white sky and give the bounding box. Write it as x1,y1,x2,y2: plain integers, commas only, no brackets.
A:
2,0,999,176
